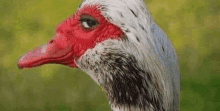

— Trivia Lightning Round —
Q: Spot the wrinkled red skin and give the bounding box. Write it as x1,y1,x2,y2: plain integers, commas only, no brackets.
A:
18,5,124,69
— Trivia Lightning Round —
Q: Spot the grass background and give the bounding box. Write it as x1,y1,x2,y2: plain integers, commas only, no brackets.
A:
0,0,219,110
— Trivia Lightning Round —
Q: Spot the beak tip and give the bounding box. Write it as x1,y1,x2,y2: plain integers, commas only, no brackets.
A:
17,55,25,69
17,64,22,69
17,60,24,69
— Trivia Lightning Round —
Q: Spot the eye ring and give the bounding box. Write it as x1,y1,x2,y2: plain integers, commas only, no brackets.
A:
80,15,99,29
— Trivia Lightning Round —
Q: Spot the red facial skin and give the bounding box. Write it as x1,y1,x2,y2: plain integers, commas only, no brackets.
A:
18,5,124,69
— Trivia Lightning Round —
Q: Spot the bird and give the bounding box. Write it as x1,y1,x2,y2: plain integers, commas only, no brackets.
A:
18,0,180,111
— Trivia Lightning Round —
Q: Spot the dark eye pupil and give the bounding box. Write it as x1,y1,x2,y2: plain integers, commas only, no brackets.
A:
87,19,96,27
80,15,99,29
81,18,97,28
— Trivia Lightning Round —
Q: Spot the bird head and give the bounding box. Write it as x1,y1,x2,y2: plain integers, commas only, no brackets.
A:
17,0,179,111
18,4,125,69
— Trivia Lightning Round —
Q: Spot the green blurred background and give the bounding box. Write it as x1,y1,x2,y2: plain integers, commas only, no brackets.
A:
0,0,219,110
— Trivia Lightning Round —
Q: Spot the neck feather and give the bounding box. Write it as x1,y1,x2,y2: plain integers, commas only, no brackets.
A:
77,39,167,111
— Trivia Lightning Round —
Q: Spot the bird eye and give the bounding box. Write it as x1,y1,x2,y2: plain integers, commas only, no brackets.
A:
80,15,98,29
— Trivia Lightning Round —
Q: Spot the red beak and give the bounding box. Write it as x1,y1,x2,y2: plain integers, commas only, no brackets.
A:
18,34,77,69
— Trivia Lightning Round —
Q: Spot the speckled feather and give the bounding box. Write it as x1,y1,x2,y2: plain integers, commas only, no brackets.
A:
77,0,180,111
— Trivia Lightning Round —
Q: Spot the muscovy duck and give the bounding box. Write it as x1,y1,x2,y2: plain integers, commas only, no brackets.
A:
18,0,180,110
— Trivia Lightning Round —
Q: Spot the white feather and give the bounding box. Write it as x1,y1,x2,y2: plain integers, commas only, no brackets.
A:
78,0,180,110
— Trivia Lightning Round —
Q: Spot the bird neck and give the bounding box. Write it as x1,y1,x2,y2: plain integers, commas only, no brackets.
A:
77,40,166,111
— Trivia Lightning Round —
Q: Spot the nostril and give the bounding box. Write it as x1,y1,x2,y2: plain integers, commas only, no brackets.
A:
49,40,54,44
